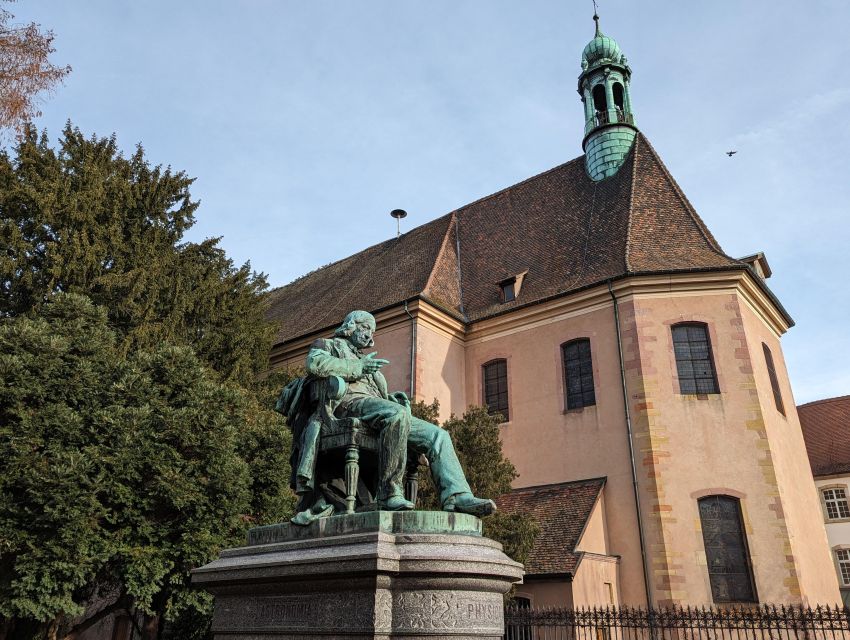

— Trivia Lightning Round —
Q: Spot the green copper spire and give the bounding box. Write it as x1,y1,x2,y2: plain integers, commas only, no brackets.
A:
578,14,637,181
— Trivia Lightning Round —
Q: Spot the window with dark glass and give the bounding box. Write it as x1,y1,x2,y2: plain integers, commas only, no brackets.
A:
762,343,785,415
592,84,607,111
612,82,625,109
562,338,596,410
698,496,757,603
501,280,516,303
483,359,509,421
672,323,719,394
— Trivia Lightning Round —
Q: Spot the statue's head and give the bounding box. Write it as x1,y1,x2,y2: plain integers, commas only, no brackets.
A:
335,310,376,349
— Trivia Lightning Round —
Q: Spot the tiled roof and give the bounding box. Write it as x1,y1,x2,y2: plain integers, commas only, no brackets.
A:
798,395,850,477
268,133,762,346
496,478,605,576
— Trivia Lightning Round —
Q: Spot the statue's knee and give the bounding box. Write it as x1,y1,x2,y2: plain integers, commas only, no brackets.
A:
385,405,411,428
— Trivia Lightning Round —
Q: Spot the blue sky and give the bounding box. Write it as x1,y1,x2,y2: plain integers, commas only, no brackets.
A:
11,1,850,404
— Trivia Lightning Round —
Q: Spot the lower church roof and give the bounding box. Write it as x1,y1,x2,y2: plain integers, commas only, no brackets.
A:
496,477,606,577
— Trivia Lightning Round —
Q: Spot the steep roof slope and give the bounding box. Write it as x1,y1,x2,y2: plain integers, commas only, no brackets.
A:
266,213,454,343
496,478,606,576
799,395,850,477
268,132,745,345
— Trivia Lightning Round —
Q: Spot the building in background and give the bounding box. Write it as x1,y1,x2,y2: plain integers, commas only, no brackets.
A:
267,16,839,606
799,396,850,607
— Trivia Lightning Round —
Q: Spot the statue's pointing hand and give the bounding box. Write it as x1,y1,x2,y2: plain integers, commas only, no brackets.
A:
361,352,389,375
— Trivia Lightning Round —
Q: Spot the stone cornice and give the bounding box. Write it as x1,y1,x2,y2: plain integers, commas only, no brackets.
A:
269,270,791,366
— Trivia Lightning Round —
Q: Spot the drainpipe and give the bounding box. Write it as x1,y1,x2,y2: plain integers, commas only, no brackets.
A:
403,300,417,399
608,279,653,606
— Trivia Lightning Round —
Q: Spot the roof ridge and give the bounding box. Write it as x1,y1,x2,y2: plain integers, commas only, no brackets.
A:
624,135,641,273
422,212,460,296
450,156,585,219
509,477,607,492
798,395,850,409
636,133,736,263
271,213,454,293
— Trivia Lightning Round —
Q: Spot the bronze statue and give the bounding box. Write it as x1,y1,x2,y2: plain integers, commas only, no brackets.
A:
277,310,496,525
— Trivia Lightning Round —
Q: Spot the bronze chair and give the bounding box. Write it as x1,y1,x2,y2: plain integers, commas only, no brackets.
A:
309,376,420,514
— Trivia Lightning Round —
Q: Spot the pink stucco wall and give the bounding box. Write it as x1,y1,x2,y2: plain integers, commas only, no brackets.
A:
267,273,839,606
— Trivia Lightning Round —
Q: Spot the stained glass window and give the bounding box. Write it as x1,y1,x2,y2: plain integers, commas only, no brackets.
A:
563,339,596,410
698,495,757,603
762,343,785,415
483,359,509,422
672,323,719,394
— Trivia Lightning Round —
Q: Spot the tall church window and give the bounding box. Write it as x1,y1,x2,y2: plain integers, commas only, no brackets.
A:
672,323,719,394
562,338,596,410
698,495,757,603
762,343,785,415
823,487,850,520
483,359,509,422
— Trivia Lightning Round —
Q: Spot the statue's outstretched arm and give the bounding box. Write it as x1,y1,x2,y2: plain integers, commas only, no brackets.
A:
306,345,363,381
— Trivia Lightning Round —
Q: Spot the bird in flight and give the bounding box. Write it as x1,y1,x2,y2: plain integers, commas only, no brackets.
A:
726,151,737,157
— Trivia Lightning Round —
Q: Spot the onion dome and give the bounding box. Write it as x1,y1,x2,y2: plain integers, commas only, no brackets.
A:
581,15,623,69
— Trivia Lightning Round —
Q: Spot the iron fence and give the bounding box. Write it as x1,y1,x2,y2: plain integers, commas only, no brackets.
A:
504,604,850,640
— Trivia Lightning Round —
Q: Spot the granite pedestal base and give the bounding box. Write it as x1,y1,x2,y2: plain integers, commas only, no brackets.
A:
192,511,524,640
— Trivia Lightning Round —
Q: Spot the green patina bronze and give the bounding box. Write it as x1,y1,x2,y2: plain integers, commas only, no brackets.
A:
579,13,637,181
275,310,496,525
247,510,483,546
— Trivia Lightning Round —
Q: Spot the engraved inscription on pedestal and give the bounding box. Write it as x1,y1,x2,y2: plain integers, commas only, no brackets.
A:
212,590,502,635
391,591,502,634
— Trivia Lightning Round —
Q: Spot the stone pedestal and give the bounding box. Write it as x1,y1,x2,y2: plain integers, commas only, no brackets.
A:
192,511,523,640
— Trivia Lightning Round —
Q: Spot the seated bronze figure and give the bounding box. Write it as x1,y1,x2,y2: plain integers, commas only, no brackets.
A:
276,310,496,525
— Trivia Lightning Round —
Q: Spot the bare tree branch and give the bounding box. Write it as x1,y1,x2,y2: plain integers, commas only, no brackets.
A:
0,1,71,134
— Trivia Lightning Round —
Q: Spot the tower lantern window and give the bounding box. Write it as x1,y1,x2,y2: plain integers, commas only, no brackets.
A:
613,82,625,109
592,84,607,112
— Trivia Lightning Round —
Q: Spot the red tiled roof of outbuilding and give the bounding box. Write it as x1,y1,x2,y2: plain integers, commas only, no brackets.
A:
496,478,606,576
267,132,787,346
798,395,850,477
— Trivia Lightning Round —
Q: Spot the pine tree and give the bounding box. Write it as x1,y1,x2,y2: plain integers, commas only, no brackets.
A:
0,294,292,639
0,123,294,639
0,124,274,386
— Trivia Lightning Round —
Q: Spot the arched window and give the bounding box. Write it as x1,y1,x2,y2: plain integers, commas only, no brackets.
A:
592,84,607,112
835,549,850,587
672,323,719,394
822,487,850,520
612,82,625,109
762,343,785,415
562,338,596,410
698,495,757,603
482,359,509,421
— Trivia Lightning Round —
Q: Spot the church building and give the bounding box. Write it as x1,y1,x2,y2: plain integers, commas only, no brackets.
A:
266,16,840,607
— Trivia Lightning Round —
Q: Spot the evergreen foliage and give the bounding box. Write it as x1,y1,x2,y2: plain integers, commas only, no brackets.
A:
411,401,539,567
0,124,274,386
0,126,293,638
0,294,291,639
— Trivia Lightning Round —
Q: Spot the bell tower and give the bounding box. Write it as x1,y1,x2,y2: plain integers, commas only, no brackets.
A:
579,14,637,181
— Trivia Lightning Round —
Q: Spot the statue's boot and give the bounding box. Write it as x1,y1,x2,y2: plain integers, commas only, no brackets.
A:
378,495,415,511
444,493,497,517
291,502,335,526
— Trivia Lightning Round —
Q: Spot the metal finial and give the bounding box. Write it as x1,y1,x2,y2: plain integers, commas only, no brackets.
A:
592,0,601,36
